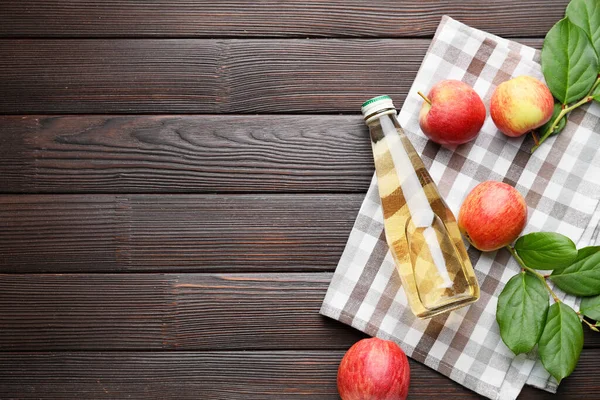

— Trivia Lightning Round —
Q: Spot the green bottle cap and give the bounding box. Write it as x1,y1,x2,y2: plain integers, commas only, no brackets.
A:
361,95,395,120
361,95,392,108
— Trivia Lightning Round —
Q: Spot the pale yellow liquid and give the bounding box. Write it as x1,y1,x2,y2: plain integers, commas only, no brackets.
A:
368,110,479,318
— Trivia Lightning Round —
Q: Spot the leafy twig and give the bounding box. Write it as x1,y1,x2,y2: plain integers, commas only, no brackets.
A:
578,314,600,332
505,245,562,303
531,76,600,152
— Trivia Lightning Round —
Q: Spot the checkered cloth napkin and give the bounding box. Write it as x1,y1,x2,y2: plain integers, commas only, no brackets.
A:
321,16,600,400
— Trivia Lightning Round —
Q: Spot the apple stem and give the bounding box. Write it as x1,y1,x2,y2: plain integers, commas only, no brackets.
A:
417,91,432,106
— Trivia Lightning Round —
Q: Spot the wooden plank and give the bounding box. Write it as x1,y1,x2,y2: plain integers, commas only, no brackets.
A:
0,0,568,38
1,273,598,351
0,273,366,351
0,194,360,272
0,38,543,114
0,351,472,399
0,350,598,399
0,39,220,114
0,115,373,193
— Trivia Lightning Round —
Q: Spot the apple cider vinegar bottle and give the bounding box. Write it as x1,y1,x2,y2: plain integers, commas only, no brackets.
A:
361,96,480,319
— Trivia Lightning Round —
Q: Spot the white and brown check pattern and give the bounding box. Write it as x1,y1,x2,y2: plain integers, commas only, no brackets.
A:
320,16,600,400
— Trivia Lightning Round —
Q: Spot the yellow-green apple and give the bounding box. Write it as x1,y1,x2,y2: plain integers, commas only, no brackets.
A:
337,338,410,400
418,80,486,146
458,181,527,252
490,75,554,137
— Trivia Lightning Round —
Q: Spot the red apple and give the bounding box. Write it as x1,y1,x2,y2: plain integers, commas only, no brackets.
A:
337,338,410,400
418,79,486,146
458,181,528,252
490,75,554,137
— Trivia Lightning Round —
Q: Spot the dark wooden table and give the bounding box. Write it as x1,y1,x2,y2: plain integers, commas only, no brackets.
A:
0,1,598,398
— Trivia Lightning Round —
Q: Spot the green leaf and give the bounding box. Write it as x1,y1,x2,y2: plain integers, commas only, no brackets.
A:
538,103,568,136
580,294,600,320
541,18,599,104
568,0,600,104
496,272,549,354
514,232,577,270
550,246,600,296
593,81,600,102
538,302,584,383
567,0,600,56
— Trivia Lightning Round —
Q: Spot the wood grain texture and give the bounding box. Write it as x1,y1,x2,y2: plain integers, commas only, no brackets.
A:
0,351,475,399
1,0,595,396
0,0,569,38
0,273,366,351
0,115,373,193
1,273,598,351
0,39,220,114
0,194,360,272
0,38,542,114
1,350,598,399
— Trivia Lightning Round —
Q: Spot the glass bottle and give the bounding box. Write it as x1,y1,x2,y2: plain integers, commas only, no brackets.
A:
361,95,480,319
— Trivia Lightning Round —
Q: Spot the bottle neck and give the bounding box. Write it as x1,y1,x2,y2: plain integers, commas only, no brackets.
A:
364,107,397,125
